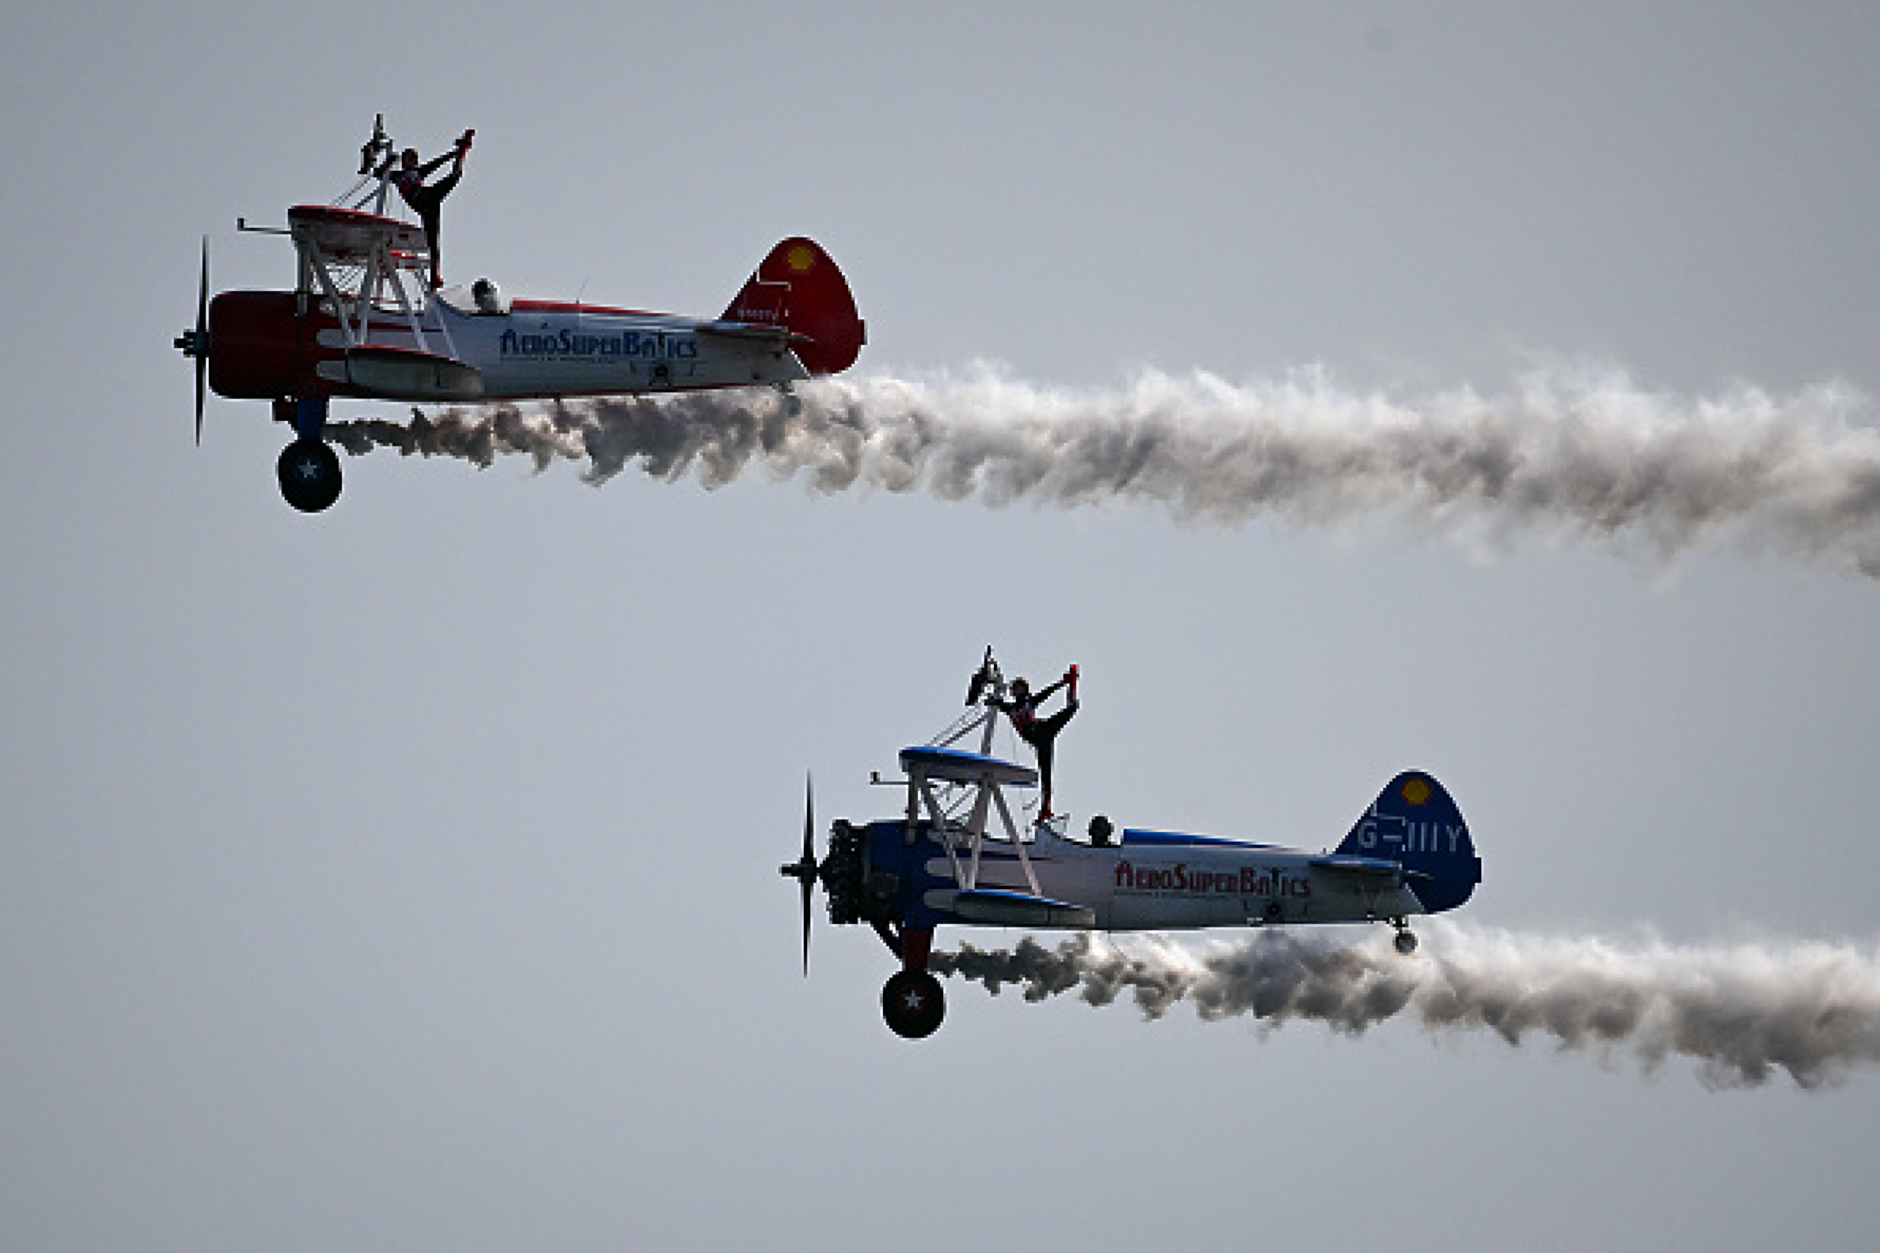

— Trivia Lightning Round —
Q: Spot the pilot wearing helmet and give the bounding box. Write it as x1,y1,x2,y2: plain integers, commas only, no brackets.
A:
471,278,505,314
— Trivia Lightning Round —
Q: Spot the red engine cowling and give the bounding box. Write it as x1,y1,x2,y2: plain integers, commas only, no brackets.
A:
207,291,327,399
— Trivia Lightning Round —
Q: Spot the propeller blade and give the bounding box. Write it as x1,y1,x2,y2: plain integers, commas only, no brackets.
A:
778,775,820,976
799,775,815,975
194,237,209,444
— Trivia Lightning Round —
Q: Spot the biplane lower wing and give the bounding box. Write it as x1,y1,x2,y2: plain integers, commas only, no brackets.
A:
951,889,1096,929
341,345,485,401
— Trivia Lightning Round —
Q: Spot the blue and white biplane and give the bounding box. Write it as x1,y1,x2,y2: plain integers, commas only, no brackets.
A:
782,649,1483,1038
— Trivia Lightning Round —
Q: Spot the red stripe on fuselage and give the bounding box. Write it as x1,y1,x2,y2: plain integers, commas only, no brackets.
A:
507,299,669,319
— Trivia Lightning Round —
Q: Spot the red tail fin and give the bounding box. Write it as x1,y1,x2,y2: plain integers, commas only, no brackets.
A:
721,237,866,376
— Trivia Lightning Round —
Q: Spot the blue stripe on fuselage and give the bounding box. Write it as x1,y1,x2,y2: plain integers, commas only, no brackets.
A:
1121,829,1279,850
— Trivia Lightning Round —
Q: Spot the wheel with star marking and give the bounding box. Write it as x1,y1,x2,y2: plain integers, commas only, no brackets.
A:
881,970,945,1039
277,438,342,514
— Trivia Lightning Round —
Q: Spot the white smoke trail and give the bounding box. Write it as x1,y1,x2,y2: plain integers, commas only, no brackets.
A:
928,923,1880,1090
325,365,1880,576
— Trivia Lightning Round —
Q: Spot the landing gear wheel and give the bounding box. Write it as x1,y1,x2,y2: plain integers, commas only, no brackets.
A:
881,970,946,1039
277,439,343,513
1393,928,1419,956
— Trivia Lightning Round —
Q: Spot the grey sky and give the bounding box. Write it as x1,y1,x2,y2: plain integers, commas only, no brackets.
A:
4,3,1879,1250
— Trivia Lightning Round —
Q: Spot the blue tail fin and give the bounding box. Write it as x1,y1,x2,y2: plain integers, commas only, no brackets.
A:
1335,771,1481,914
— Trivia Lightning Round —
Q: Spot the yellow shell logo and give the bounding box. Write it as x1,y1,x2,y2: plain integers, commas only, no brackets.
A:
1401,776,1431,806
786,244,817,273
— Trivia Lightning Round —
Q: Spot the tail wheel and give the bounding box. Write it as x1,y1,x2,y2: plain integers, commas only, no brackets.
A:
1393,927,1419,956
278,439,343,513
881,970,945,1039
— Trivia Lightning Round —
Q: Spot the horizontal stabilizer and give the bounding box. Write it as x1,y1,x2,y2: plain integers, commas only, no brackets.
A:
953,889,1095,930
696,319,806,347
1308,854,1406,881
345,346,485,401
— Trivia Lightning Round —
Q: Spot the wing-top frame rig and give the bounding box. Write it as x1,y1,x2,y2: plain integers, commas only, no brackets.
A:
897,648,1047,898
242,113,479,403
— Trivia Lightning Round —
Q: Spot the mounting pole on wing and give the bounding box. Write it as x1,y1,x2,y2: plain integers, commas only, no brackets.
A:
357,114,395,214
951,646,1007,757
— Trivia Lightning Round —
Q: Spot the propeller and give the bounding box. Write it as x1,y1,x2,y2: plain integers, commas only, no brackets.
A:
778,774,819,975
172,236,210,444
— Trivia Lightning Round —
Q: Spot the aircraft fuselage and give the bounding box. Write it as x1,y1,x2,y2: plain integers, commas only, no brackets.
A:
207,291,811,403
845,818,1431,933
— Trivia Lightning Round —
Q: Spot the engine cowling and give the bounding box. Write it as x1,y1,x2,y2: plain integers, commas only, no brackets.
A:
822,820,868,925
207,291,310,400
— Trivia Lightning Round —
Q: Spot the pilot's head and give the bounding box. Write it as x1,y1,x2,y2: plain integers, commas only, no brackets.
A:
472,278,501,313
401,148,420,169
1011,678,1031,699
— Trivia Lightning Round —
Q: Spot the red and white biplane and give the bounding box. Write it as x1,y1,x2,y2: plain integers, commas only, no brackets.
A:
177,117,866,512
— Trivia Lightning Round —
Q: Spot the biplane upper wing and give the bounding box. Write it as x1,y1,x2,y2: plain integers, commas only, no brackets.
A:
899,745,1038,788
288,204,427,262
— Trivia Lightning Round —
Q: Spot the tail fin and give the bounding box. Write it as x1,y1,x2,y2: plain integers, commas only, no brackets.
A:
720,237,866,376
1335,771,1481,914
